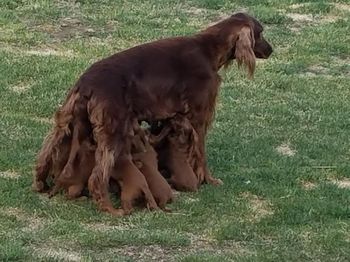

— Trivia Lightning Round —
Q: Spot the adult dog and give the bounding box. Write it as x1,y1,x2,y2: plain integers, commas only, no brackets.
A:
33,13,273,214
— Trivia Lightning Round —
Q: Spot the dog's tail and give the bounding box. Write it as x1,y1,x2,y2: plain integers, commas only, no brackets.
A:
54,86,82,135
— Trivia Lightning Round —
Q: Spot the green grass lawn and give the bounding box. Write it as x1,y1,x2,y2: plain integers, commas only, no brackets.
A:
1,0,350,261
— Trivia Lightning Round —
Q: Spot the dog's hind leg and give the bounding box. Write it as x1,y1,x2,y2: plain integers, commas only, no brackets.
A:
88,102,132,216
89,145,125,216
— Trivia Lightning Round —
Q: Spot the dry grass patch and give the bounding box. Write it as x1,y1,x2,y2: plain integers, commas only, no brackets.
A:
2,207,45,233
102,233,251,261
85,221,135,232
33,247,82,262
25,47,75,57
182,196,200,204
300,64,333,78
240,192,274,222
334,3,350,12
301,181,317,190
286,13,313,23
104,245,174,262
9,82,32,94
1,44,75,58
330,178,350,189
0,170,20,179
30,116,54,124
276,143,296,157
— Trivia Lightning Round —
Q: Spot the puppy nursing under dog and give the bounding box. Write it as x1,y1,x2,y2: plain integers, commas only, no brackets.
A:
33,13,272,215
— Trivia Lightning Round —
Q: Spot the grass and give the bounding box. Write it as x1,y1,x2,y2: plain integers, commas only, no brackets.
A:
1,0,350,261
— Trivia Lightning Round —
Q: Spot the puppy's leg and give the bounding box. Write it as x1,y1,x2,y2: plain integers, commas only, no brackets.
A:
141,183,158,211
121,191,134,215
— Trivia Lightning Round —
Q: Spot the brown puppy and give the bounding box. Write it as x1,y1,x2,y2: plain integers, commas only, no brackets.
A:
49,139,95,199
132,132,174,211
166,136,198,192
112,156,158,215
152,116,199,192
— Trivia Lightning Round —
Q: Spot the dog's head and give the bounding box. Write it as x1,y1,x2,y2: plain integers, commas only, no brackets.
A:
231,13,273,76
212,13,272,77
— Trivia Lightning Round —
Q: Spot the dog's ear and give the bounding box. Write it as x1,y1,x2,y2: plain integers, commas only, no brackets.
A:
235,26,256,78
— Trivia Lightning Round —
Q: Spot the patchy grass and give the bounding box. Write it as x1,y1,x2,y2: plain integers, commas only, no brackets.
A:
0,0,350,261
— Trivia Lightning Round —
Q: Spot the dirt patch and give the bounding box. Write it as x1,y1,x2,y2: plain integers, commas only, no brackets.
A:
54,17,95,41
32,14,96,42
240,192,274,222
0,170,20,179
276,143,296,157
330,178,350,189
34,247,82,262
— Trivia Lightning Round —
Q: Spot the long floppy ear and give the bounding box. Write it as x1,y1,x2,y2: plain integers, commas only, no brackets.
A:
235,26,256,78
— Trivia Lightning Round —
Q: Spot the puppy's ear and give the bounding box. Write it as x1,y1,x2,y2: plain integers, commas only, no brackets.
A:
235,26,256,78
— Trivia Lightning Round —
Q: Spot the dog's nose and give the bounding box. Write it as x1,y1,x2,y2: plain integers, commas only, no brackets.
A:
265,44,273,58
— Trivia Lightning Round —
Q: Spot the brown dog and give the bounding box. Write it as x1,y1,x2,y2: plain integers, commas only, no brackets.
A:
49,138,96,199
34,13,273,213
111,156,159,215
132,132,174,211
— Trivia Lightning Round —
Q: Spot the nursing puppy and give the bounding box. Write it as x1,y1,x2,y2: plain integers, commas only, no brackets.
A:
49,139,95,199
132,131,174,211
111,156,159,215
151,116,199,192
